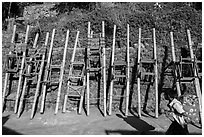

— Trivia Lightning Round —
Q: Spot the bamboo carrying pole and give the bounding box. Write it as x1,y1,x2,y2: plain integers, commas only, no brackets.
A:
55,30,70,114
102,21,107,117
86,22,91,116
33,33,39,48
62,31,80,113
125,24,130,116
108,25,116,116
2,25,16,112
137,28,142,118
186,29,202,124
153,28,158,118
30,32,49,119
40,29,56,113
170,32,181,96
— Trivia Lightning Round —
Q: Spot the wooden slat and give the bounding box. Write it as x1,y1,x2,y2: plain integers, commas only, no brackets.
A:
50,65,61,69
140,60,155,64
113,61,126,66
114,75,126,78
72,61,85,65
141,72,155,75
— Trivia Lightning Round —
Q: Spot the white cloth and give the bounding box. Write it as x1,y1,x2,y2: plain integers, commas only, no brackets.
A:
169,98,186,127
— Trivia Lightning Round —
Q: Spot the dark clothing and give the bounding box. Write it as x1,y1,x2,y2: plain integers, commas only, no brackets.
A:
166,120,189,135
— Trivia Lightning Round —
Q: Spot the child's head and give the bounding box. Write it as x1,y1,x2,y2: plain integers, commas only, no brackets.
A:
164,88,178,101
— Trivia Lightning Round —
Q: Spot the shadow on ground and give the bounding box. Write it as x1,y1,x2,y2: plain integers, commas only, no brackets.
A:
2,115,22,135
105,129,164,135
105,113,164,135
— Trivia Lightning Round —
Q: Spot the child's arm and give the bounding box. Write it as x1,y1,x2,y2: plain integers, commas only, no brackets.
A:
173,101,185,114
170,98,185,114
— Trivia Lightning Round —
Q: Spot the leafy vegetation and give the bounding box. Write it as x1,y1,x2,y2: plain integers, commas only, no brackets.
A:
2,2,202,114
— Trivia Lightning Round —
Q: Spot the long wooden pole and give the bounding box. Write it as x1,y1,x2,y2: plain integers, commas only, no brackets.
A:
55,30,70,114
125,24,130,116
3,25,16,112
187,29,202,124
40,29,56,113
109,25,116,116
86,22,91,116
30,32,49,119
102,21,107,117
137,28,142,118
170,31,181,96
153,28,158,118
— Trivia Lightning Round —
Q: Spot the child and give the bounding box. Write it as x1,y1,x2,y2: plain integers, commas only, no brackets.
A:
182,93,201,128
165,89,189,135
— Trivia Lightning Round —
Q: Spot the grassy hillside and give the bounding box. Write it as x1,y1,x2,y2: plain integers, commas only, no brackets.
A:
2,2,202,116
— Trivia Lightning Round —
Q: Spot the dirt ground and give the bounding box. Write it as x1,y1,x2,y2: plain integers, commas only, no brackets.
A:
2,107,202,135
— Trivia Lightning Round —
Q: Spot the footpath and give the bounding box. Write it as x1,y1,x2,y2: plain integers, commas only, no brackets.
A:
2,107,202,135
